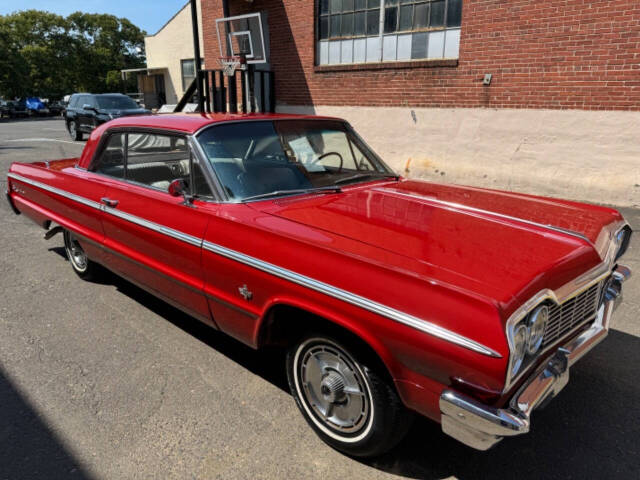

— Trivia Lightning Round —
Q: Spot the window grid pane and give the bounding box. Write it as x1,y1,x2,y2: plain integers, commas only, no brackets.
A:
366,9,380,35
430,0,445,27
354,11,366,35
330,14,341,37
384,7,398,34
342,13,354,36
413,3,429,30
320,16,329,39
399,4,413,31
446,0,462,27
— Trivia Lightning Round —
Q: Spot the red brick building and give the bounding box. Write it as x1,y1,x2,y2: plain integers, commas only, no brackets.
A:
201,0,640,110
199,0,640,207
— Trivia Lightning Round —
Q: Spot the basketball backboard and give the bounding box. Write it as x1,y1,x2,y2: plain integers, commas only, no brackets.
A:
216,13,267,64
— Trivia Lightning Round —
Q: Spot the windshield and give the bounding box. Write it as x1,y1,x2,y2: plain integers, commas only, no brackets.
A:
196,120,394,201
96,96,138,110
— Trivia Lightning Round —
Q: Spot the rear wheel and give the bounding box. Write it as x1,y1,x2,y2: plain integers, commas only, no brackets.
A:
63,230,100,280
286,334,413,457
68,120,82,141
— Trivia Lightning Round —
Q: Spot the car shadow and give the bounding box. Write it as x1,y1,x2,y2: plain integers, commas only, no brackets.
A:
364,328,640,479
109,272,290,393
0,367,93,479
49,247,290,386
87,270,640,478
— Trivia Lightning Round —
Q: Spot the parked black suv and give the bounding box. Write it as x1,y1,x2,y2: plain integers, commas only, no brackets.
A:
65,93,150,140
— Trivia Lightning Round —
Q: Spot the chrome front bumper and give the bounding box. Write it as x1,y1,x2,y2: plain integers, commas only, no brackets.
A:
439,264,631,451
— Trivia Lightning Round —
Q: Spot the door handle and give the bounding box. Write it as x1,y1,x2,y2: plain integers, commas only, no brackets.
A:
101,197,119,208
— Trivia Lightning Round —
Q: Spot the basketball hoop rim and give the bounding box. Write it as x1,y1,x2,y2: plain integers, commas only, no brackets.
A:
218,55,247,76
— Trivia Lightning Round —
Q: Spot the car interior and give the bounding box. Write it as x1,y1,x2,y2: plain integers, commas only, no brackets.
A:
197,120,380,200
94,133,212,197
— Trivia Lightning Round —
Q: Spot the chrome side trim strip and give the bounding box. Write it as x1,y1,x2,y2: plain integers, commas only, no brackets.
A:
8,173,202,248
374,188,593,246
201,240,502,358
8,172,501,358
106,207,203,248
9,172,104,211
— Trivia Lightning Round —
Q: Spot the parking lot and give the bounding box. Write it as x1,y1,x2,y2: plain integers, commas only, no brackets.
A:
1,117,639,479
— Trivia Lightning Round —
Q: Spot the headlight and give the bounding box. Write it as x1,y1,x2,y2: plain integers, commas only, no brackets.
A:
507,302,551,383
615,226,632,261
527,305,548,354
511,323,528,377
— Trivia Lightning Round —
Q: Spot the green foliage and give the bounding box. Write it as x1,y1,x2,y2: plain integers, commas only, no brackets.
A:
0,9,146,100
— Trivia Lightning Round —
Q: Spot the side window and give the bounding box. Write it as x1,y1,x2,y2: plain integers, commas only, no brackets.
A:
94,133,125,178
93,131,214,197
125,133,190,191
79,95,91,109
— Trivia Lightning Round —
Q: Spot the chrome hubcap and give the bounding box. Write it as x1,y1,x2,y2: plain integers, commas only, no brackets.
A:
299,342,370,434
320,371,345,403
65,231,87,271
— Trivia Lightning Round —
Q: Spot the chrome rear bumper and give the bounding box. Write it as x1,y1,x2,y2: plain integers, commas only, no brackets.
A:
439,264,631,450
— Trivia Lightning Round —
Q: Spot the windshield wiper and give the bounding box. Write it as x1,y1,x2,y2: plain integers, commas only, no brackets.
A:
333,172,400,186
242,186,342,202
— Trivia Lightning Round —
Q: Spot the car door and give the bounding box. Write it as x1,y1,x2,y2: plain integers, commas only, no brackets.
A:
80,96,98,131
91,130,214,324
71,95,86,130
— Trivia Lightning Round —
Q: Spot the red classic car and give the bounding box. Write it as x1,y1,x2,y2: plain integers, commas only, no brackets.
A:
5,113,632,457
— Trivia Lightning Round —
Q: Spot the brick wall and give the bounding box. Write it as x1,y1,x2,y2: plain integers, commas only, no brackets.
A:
201,0,640,110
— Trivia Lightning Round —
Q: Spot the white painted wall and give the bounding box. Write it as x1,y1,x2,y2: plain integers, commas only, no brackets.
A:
279,105,640,208
145,0,204,104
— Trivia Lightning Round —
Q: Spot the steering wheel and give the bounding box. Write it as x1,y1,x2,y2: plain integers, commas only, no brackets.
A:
311,152,343,172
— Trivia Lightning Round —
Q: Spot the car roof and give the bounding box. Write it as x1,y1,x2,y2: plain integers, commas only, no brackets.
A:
78,113,347,169
101,112,346,135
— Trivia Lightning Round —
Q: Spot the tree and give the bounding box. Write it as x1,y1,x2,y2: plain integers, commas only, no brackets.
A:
0,10,145,99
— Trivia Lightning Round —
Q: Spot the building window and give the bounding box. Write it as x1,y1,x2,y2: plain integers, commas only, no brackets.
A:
317,0,461,65
181,59,196,91
181,58,205,92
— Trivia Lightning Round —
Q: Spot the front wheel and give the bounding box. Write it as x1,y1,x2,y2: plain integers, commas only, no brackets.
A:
63,229,101,280
68,120,82,141
287,334,413,457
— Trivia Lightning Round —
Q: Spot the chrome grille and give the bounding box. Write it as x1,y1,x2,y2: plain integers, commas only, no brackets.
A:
542,281,603,348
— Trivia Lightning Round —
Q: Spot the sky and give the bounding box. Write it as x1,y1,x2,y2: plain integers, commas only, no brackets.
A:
0,1,190,35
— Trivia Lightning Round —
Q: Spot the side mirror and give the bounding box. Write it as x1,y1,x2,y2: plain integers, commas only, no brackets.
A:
82,104,97,112
168,179,193,205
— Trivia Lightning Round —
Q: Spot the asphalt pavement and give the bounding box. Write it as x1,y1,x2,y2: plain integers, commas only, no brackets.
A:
0,117,638,479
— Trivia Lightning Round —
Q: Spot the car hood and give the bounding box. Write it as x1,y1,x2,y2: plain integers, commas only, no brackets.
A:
251,179,622,314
